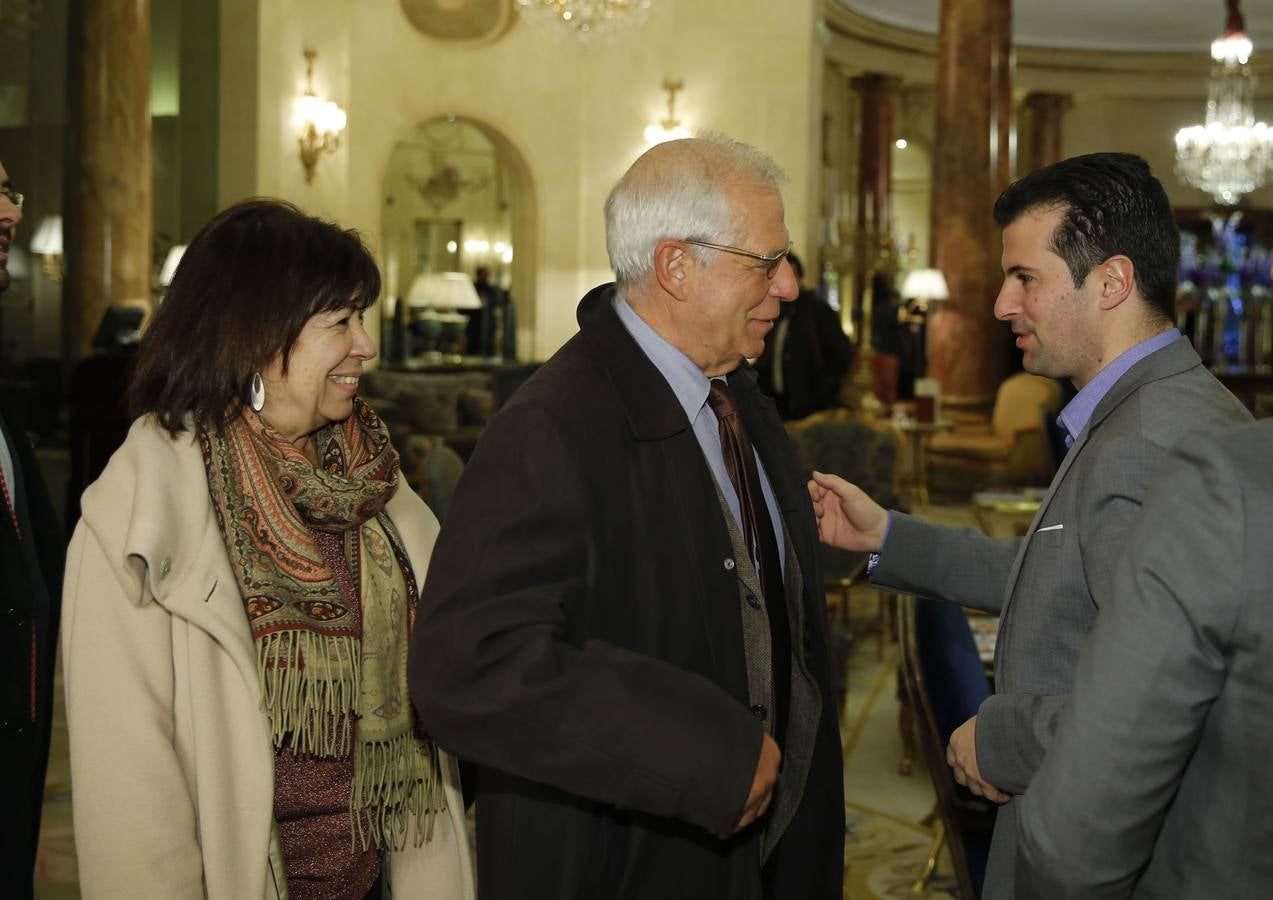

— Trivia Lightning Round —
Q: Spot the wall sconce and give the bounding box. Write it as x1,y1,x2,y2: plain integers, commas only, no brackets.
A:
644,79,691,145
29,214,63,282
293,49,347,184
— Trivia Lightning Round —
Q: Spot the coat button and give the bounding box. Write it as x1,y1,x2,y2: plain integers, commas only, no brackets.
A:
159,557,172,579
745,592,761,610
750,704,767,721
723,558,735,571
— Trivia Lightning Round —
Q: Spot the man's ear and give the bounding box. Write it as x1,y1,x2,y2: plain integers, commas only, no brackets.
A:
1096,255,1135,310
653,240,692,300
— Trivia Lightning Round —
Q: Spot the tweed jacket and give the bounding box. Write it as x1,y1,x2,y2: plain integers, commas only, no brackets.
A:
1017,418,1273,898
411,284,845,900
62,416,474,900
873,336,1251,899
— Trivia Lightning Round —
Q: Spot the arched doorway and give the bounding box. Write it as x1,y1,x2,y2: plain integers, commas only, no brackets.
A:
380,115,536,359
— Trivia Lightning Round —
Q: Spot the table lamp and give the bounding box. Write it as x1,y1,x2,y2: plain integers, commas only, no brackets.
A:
406,272,482,359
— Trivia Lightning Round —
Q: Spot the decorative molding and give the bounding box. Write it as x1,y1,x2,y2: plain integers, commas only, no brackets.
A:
821,1,1273,80
824,3,935,58
400,0,513,47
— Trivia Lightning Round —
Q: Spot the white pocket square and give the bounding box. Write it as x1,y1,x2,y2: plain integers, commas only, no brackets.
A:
1035,523,1064,533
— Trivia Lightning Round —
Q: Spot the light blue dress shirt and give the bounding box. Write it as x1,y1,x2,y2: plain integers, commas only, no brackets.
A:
1056,329,1181,448
613,294,786,576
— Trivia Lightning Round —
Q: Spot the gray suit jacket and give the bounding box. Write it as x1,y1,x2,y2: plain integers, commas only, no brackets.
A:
1016,418,1273,898
873,336,1251,898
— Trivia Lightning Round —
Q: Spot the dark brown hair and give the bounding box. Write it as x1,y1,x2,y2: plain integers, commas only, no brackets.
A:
993,153,1178,324
129,198,381,435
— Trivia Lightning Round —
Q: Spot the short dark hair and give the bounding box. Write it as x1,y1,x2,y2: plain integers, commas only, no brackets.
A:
993,153,1178,322
129,198,381,435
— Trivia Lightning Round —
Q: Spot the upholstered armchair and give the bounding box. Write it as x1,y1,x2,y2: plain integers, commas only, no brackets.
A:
927,373,1063,486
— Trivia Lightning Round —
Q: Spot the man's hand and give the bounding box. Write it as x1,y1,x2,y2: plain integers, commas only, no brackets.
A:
946,715,1010,804
720,733,781,838
807,471,888,552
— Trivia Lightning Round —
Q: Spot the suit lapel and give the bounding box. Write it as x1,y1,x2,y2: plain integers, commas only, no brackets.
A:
999,336,1202,614
579,286,751,696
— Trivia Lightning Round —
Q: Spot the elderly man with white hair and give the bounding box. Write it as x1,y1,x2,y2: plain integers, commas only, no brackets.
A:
411,135,844,900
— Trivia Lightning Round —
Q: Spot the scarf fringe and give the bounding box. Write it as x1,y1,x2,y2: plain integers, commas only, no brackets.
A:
351,730,446,851
258,631,361,757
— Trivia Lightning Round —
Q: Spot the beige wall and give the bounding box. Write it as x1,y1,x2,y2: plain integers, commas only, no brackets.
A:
1064,95,1273,209
219,0,823,360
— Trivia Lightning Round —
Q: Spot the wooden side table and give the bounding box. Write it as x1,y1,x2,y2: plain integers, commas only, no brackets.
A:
971,488,1046,537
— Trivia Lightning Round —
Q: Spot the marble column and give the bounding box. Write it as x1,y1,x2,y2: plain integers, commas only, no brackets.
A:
991,0,1014,192
68,0,152,360
1023,92,1071,172
850,74,901,340
926,0,1013,408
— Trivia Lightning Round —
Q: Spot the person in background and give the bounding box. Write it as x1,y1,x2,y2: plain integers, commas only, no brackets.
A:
464,266,494,357
1017,417,1273,899
62,199,473,899
754,250,853,420
466,265,514,358
0,160,66,900
807,152,1251,899
411,135,844,900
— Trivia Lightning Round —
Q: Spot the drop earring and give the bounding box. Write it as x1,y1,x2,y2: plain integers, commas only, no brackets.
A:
250,372,266,412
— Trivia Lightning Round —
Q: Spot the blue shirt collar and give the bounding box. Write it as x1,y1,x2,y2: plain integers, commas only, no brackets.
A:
1057,329,1180,447
612,293,716,422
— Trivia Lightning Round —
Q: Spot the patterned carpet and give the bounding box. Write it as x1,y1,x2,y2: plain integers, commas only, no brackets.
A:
844,802,958,899
837,591,960,899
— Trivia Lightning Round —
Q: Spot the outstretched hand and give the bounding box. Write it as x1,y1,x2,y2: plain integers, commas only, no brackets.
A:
806,471,888,552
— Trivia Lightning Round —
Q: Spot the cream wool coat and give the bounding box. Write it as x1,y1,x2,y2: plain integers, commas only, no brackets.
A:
63,417,474,899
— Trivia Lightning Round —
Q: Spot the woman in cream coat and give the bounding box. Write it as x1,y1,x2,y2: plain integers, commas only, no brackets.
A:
62,200,473,900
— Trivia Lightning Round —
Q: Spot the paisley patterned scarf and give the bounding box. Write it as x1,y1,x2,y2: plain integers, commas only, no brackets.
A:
202,398,444,850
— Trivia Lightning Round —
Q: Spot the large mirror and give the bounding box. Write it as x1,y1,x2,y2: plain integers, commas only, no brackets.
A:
381,115,531,362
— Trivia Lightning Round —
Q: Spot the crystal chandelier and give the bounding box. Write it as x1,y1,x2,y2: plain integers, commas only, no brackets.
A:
514,0,652,39
1174,0,1273,205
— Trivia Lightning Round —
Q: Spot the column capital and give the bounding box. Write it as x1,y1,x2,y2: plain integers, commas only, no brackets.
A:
849,73,903,95
1023,91,1073,113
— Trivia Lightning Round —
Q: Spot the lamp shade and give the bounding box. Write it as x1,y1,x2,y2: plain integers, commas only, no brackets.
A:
901,268,949,302
158,244,187,287
30,215,63,255
407,272,481,310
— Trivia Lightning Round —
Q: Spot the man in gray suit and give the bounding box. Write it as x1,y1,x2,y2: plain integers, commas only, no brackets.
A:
1016,418,1273,898
809,152,1251,898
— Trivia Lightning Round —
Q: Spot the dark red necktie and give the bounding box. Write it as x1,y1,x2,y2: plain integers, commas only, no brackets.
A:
0,462,17,536
707,379,791,744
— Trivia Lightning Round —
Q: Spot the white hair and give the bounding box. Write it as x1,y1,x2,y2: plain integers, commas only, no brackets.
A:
604,133,787,289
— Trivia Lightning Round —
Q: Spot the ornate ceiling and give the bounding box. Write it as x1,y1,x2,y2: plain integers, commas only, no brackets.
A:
834,0,1273,54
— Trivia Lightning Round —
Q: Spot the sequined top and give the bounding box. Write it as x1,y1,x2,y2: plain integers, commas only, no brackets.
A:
272,528,379,900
